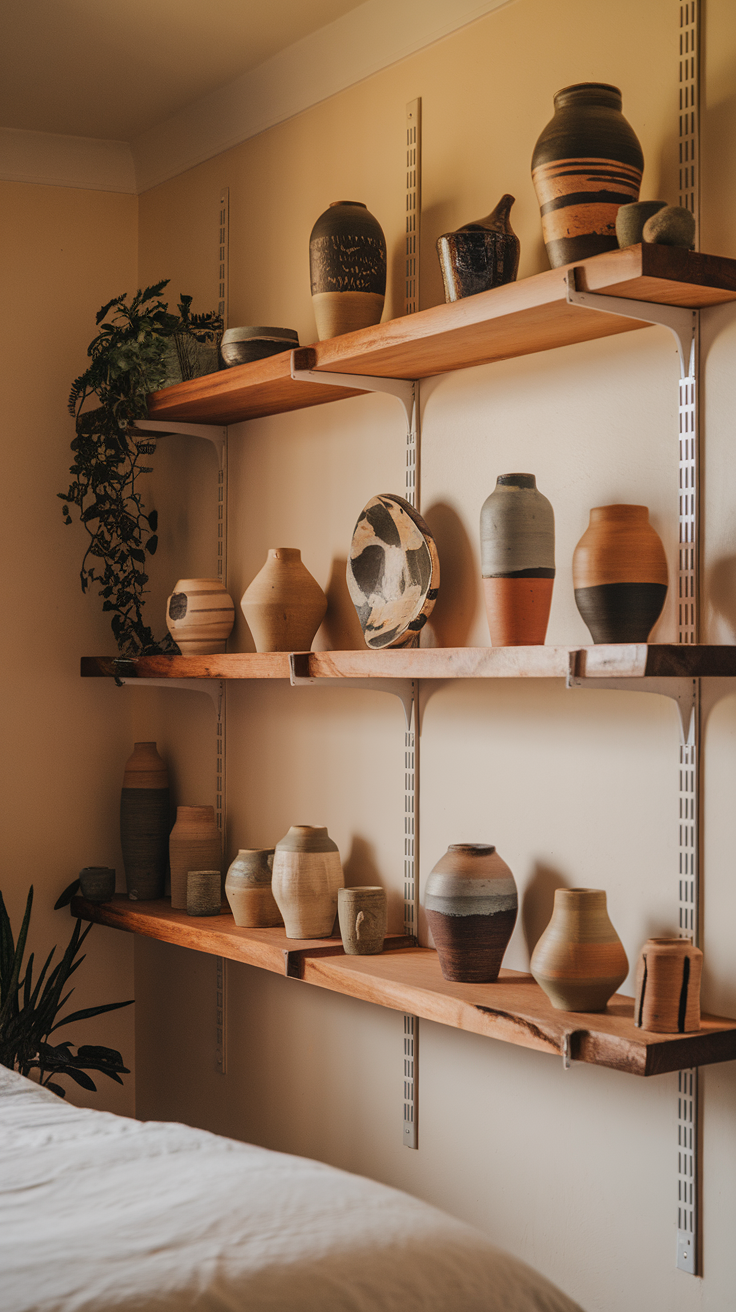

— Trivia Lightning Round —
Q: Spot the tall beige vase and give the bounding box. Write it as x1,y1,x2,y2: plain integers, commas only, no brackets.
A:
169,805,221,911
240,548,327,652
530,887,628,1012
271,825,344,938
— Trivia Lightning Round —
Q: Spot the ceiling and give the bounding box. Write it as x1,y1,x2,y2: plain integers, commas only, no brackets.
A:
0,0,367,140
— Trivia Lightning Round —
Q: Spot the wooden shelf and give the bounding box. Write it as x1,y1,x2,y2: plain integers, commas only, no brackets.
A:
145,245,736,425
81,644,736,682
72,896,736,1077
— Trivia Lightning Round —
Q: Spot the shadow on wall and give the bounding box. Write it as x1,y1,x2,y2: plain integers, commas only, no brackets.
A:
423,502,479,647
521,862,569,960
318,557,365,651
707,555,736,641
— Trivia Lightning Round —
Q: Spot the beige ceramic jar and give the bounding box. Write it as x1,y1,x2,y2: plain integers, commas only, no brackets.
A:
225,849,282,928
271,825,344,938
169,805,221,911
337,886,387,955
531,887,628,1012
240,549,327,652
166,578,235,654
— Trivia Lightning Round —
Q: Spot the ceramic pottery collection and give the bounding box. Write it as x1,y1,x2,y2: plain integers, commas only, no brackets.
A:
169,805,221,911
166,578,235,655
531,83,643,268
241,548,327,653
480,474,555,646
220,326,299,367
634,937,703,1033
79,867,116,903
225,848,282,927
436,194,520,302
309,201,387,340
120,742,169,901
338,886,387,955
347,494,439,648
271,825,344,938
425,844,518,983
186,870,222,917
573,504,667,642
531,887,628,1012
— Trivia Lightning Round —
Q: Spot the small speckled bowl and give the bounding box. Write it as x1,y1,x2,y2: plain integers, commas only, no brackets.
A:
220,326,299,367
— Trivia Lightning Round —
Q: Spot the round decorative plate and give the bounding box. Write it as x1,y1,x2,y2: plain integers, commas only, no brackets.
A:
346,494,439,648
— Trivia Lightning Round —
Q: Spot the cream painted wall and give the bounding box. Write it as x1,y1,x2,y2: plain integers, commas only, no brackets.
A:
131,2,736,1310
0,182,141,1114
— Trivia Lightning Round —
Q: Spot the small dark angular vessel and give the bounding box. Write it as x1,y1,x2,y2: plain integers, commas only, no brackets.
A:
436,194,520,302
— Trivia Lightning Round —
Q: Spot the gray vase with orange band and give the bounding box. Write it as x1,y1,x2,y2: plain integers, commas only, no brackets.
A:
481,474,555,646
531,83,643,269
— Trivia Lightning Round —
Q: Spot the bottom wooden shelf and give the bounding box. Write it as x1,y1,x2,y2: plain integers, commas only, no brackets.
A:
71,896,736,1078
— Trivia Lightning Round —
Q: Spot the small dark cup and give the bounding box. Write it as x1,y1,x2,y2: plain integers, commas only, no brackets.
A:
187,870,222,917
79,867,116,903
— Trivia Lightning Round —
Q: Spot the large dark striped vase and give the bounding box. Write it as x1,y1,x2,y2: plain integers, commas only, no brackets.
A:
531,83,643,268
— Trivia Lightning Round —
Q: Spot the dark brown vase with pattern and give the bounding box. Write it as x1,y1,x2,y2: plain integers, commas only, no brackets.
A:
309,201,386,340
531,83,643,268
436,194,520,301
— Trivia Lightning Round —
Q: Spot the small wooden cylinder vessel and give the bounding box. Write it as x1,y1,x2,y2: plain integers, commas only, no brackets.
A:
186,871,222,917
120,742,169,901
169,805,221,911
272,825,344,939
166,578,235,655
425,844,518,983
480,474,555,646
337,886,387,955
530,887,628,1012
634,937,703,1033
240,549,327,653
225,849,282,928
573,504,667,643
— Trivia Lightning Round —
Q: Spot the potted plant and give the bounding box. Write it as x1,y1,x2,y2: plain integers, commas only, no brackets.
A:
59,282,222,655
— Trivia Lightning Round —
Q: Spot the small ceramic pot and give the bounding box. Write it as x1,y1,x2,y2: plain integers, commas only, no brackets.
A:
220,326,299,367
424,844,518,983
531,888,629,1012
634,937,703,1032
241,548,327,653
642,205,696,249
169,805,221,911
480,474,555,646
338,887,387,955
436,194,520,302
79,867,116,903
186,871,222,917
272,825,344,939
120,742,169,901
225,849,282,927
573,504,668,643
309,201,386,339
615,200,666,247
166,578,235,655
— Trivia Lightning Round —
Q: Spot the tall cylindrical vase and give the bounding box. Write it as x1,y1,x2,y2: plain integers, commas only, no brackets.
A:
271,825,344,939
120,743,169,901
531,83,643,268
169,805,221,911
240,548,327,653
531,887,628,1012
425,844,518,983
573,504,668,643
480,473,555,645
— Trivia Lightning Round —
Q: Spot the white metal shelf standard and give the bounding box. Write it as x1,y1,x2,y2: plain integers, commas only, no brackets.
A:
566,259,701,1274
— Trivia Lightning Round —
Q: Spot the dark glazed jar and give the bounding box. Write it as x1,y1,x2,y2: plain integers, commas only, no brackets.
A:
309,201,386,340
531,83,643,268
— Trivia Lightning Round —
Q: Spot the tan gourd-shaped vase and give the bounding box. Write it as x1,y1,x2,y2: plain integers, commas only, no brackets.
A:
169,805,221,911
271,825,344,938
573,504,667,643
120,742,169,901
531,887,628,1012
240,548,327,652
166,578,235,654
225,848,282,928
634,937,703,1033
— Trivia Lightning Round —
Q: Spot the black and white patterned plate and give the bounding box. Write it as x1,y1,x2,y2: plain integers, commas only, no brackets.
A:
346,494,439,648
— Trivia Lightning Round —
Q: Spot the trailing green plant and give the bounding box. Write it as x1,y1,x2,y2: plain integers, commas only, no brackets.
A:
59,282,223,655
0,883,133,1098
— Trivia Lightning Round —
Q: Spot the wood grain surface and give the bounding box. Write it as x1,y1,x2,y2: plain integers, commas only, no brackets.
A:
71,896,736,1076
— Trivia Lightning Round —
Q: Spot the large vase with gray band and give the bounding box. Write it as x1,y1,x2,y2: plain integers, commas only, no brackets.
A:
120,742,169,901
531,83,643,268
309,201,386,340
480,474,555,646
425,844,517,983
572,504,667,643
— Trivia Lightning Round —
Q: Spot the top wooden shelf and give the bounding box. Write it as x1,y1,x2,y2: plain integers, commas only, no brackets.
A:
146,245,736,426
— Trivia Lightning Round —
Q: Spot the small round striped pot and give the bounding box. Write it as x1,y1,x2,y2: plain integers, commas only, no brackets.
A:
166,578,235,655
480,473,555,646
425,844,517,983
572,504,667,643
531,83,643,268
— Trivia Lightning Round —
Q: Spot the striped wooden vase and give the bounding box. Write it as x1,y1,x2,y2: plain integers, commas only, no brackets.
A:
531,887,628,1012
531,83,643,268
120,742,169,901
166,578,235,655
573,504,667,643
480,473,555,646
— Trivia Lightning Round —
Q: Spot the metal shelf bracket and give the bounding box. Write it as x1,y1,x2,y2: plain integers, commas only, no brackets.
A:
566,269,697,378
566,656,697,747
132,418,227,465
288,653,416,729
116,674,224,715
290,354,418,438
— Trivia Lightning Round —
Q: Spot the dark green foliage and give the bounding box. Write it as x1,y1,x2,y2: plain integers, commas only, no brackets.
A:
0,886,133,1098
60,282,222,655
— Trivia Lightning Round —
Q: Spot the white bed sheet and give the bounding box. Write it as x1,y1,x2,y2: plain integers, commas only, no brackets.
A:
1,1067,582,1312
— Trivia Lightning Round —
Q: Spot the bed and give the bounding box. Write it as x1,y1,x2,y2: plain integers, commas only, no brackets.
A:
1,1066,582,1312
